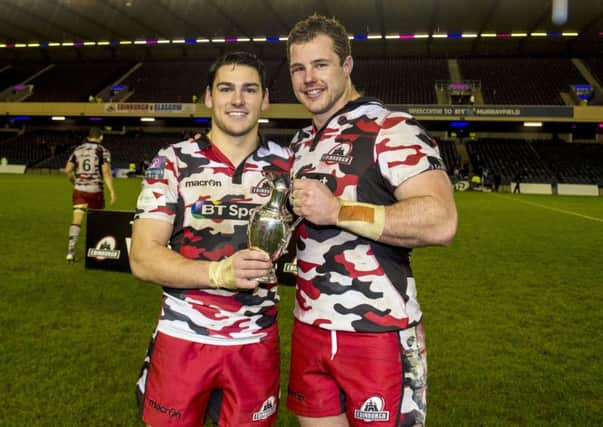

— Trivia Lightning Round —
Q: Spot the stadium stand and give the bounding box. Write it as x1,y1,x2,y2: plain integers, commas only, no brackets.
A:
266,59,296,103
531,140,603,185
268,57,450,104
437,139,462,173
584,58,603,85
118,58,294,103
352,58,448,104
24,62,135,102
465,138,555,184
463,137,603,186
30,131,179,170
0,56,600,191
100,132,178,169
0,63,48,92
3,56,597,107
0,132,15,142
121,60,211,102
0,131,60,165
458,58,589,105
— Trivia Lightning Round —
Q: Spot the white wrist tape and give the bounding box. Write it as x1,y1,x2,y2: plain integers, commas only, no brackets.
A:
208,257,237,289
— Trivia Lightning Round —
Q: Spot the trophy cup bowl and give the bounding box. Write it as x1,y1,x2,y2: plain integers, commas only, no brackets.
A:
247,175,297,283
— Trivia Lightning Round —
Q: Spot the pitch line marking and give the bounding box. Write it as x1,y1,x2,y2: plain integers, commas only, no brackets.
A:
496,195,603,223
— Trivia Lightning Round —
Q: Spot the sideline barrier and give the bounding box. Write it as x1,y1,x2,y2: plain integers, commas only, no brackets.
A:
0,164,26,174
86,210,133,272
510,182,553,195
557,184,599,196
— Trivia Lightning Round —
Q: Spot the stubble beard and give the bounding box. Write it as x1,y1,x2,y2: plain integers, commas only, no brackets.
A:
214,117,257,138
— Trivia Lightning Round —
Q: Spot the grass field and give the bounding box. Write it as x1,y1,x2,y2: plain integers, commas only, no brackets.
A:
1,174,602,426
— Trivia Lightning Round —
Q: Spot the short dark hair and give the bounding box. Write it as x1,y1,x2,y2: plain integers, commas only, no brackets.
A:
287,14,351,65
88,127,103,141
207,51,267,92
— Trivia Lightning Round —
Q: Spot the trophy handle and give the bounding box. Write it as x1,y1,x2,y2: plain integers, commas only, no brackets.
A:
276,216,303,257
291,216,304,229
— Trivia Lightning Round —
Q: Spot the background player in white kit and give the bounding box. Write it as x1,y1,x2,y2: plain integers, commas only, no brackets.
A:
64,127,116,262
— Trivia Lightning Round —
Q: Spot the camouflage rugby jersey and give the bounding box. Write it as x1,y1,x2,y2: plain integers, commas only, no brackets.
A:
135,135,293,345
290,98,446,333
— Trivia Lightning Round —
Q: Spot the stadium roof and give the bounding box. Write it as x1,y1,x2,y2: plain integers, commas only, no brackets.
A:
0,0,600,61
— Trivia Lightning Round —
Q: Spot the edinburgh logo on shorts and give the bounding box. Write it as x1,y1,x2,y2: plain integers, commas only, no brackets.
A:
252,396,277,421
354,396,390,422
321,143,353,165
87,236,120,260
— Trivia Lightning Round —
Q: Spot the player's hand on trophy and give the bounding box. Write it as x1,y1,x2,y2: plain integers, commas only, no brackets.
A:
292,178,339,226
208,248,272,290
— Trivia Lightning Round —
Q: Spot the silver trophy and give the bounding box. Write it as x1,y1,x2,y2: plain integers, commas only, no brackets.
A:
248,173,302,283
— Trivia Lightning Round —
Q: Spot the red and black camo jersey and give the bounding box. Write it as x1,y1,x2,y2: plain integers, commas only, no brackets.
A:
290,98,446,333
68,142,111,193
135,135,293,345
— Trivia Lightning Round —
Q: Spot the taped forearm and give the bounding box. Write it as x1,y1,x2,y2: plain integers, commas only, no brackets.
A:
336,199,385,241
208,257,237,289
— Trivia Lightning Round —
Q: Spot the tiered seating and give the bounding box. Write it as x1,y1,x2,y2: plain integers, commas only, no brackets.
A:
123,60,212,102
36,149,73,170
100,132,180,168
33,131,180,169
584,58,603,86
267,59,296,103
0,132,16,142
531,140,603,185
268,57,449,104
25,62,134,102
352,58,448,104
0,63,48,91
27,130,85,168
458,58,587,105
465,138,553,184
3,57,599,106
0,131,66,165
437,139,461,173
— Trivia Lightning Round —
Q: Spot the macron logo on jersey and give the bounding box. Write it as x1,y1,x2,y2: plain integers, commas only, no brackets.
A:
184,178,223,188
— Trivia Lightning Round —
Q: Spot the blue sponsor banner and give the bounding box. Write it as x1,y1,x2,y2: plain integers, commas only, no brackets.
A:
393,105,574,118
